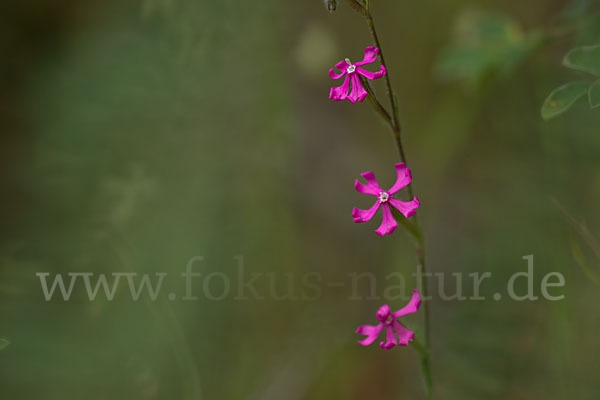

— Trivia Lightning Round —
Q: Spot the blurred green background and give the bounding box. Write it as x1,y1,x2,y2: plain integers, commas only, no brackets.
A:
1,0,600,398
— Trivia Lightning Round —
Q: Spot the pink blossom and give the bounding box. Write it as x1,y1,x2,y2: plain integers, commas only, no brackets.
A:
352,163,420,236
356,289,421,349
329,46,387,103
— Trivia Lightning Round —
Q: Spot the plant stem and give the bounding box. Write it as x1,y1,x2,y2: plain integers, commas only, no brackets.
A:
342,0,367,16
360,5,433,399
362,77,392,124
363,11,415,201
416,237,432,400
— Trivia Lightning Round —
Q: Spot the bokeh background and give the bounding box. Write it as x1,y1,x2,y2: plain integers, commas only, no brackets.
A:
1,0,600,398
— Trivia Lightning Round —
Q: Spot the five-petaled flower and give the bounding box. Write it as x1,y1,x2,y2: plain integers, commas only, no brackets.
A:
329,46,387,103
356,289,421,349
352,163,420,236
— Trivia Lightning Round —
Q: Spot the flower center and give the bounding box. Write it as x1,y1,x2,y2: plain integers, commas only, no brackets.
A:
345,58,356,73
378,192,389,203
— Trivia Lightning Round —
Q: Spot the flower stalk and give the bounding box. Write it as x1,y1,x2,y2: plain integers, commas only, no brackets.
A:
347,2,433,398
342,0,367,16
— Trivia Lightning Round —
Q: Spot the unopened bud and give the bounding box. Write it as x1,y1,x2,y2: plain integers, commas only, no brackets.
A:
324,0,337,12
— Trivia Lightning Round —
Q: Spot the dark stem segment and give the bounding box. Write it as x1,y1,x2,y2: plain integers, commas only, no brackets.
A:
363,83,407,169
365,14,399,131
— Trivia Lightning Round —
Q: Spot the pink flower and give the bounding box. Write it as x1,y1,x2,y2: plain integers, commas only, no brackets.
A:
352,163,420,236
329,46,387,103
356,289,422,349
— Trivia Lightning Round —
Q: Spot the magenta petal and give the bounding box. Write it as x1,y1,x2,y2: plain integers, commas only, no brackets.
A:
329,60,349,80
356,323,384,346
379,325,397,349
389,197,420,218
347,73,368,103
391,289,422,318
392,320,415,346
355,171,382,196
360,171,381,190
355,179,378,196
355,46,379,66
329,74,350,101
357,65,386,80
352,201,381,223
388,163,412,194
374,203,398,236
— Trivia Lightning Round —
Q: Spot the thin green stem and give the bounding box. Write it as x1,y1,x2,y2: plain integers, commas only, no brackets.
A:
410,335,429,357
415,212,432,400
417,239,430,347
420,351,433,400
362,76,392,124
358,6,432,399
364,11,398,128
342,0,367,16
363,83,408,168
412,334,432,397
363,11,415,202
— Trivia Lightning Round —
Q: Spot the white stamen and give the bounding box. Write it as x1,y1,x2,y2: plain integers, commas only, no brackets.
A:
345,58,356,73
379,192,389,203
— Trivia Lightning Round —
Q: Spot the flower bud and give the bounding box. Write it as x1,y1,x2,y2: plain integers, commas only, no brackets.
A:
324,0,336,12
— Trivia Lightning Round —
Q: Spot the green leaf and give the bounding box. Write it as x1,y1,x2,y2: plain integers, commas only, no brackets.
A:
0,338,10,351
588,79,600,108
563,45,600,76
541,81,591,119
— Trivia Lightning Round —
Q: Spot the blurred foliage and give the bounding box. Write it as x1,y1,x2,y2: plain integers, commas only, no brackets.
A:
435,2,600,122
436,10,542,89
559,201,600,285
1,0,600,399
294,23,338,78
